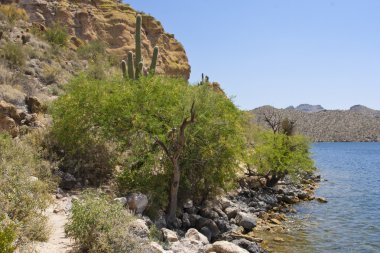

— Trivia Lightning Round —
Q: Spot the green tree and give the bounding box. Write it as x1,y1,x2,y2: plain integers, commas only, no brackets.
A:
252,131,315,187
52,75,246,224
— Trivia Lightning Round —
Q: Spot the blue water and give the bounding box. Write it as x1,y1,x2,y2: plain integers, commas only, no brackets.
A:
295,142,380,253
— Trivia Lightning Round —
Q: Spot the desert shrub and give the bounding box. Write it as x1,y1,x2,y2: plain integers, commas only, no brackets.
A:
42,64,60,84
252,130,315,187
1,42,27,67
0,133,54,246
65,191,144,253
52,75,246,214
77,40,107,61
0,4,27,23
44,23,69,46
0,215,16,253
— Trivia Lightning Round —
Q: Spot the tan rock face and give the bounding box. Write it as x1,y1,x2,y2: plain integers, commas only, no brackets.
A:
19,0,191,79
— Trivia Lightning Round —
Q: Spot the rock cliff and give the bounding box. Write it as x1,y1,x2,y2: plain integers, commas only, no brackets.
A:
19,0,190,79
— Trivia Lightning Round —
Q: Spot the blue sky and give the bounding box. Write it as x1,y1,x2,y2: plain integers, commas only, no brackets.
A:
126,1,380,110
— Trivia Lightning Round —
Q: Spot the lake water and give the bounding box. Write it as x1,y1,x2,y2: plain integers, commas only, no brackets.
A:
259,142,380,253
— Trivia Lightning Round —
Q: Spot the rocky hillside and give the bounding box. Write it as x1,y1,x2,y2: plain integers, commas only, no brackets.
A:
19,0,190,79
0,0,190,137
251,105,380,142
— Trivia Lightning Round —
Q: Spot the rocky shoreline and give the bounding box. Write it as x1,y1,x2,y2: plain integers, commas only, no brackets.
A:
109,173,321,253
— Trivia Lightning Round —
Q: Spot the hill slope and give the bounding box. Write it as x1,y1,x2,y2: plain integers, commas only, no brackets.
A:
0,0,190,137
251,105,380,142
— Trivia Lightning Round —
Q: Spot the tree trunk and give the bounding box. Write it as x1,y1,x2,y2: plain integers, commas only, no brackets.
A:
167,159,180,226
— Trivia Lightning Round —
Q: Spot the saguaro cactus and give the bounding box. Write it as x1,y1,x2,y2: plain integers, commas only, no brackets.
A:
121,15,159,80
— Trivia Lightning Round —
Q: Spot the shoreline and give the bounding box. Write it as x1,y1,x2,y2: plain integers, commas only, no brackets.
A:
144,173,322,253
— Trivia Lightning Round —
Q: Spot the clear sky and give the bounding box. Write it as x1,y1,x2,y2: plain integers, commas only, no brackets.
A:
126,1,380,110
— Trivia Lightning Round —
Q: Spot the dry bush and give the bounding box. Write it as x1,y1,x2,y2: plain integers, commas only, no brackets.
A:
0,4,28,23
0,132,55,247
0,84,26,106
0,41,28,67
65,191,147,253
41,64,61,85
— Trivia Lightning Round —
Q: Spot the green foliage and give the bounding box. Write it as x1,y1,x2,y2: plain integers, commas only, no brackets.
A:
44,23,69,46
51,75,246,209
0,133,54,246
49,75,118,184
65,191,144,253
1,42,26,67
252,130,315,186
148,224,160,242
0,215,16,253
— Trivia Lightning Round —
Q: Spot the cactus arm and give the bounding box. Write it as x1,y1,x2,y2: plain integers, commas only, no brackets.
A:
149,46,159,75
127,51,135,79
135,15,142,70
121,60,127,78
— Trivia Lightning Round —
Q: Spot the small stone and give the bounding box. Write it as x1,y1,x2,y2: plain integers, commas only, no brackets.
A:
161,228,178,243
235,212,257,231
185,228,209,245
274,237,285,242
205,241,249,253
316,197,328,203
114,197,127,206
270,218,282,225
225,206,238,219
126,192,148,214
183,199,193,209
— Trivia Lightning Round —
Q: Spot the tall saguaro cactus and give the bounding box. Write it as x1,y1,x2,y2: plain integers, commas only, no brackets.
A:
121,15,159,80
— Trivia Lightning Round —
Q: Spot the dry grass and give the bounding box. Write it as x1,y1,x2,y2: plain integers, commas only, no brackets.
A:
0,4,28,23
0,41,28,67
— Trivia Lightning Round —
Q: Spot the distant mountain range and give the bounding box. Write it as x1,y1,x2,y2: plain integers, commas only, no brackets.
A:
251,104,380,142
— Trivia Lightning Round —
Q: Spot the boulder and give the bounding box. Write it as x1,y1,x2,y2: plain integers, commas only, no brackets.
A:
199,226,212,242
235,212,256,231
185,228,209,245
189,214,201,228
128,219,149,238
218,197,233,210
161,228,179,243
0,115,19,137
224,206,238,219
61,172,77,190
0,100,22,123
316,197,328,203
182,212,191,228
196,217,220,240
126,192,148,214
213,207,228,219
183,199,193,209
205,241,249,253
148,242,172,253
232,239,261,253
171,238,205,253
25,96,43,113
200,207,220,220
114,197,128,206
154,211,167,229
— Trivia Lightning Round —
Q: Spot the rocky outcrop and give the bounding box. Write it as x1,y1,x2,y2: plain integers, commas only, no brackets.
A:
252,105,380,142
0,99,43,136
18,0,190,79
